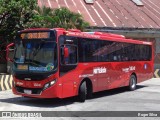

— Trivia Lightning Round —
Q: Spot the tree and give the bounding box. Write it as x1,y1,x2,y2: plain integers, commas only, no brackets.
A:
29,7,89,31
0,2,89,42
53,7,89,31
0,0,37,42
27,6,55,28
0,0,37,68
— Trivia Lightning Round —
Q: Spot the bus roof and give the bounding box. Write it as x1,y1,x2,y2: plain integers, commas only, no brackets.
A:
65,30,152,45
19,28,152,45
20,28,51,32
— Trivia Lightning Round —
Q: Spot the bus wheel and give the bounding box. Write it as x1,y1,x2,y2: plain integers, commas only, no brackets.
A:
129,75,137,91
78,81,87,102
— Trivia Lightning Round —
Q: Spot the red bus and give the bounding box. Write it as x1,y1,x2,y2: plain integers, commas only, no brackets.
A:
6,28,154,102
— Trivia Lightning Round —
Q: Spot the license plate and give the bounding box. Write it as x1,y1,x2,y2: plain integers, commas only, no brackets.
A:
24,89,32,94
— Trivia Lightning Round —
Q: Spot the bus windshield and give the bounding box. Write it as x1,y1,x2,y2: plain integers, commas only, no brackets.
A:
13,40,57,73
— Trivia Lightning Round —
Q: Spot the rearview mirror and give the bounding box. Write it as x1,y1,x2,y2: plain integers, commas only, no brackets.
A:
6,43,15,62
64,46,69,58
61,45,78,65
61,46,69,65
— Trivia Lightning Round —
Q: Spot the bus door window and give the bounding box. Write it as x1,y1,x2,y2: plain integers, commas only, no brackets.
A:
61,45,78,65
68,45,77,64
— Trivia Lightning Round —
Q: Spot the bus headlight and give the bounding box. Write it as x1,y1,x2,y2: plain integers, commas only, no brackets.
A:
43,79,57,90
50,80,56,85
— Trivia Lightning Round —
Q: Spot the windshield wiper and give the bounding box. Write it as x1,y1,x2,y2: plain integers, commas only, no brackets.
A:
25,60,43,67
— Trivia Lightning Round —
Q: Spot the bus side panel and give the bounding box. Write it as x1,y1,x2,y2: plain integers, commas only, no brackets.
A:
107,61,153,90
60,70,79,98
60,60,153,98
107,62,130,89
136,61,153,83
96,63,112,91
137,44,154,82
60,63,98,98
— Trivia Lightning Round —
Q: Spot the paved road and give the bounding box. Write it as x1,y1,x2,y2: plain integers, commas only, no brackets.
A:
0,78,160,120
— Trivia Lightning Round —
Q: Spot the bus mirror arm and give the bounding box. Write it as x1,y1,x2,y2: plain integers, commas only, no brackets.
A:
6,43,15,62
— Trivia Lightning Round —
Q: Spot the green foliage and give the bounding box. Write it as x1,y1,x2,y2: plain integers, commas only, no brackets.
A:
0,1,89,44
27,6,55,28
0,0,37,42
28,7,90,31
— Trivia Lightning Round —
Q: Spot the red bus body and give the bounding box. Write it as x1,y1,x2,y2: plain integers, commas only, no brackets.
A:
11,28,154,99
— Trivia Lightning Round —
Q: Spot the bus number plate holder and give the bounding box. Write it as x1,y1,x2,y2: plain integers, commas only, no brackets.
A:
24,89,32,94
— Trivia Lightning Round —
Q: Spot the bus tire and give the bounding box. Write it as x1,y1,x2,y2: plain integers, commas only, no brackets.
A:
129,75,137,91
87,87,93,99
86,80,93,99
78,81,87,102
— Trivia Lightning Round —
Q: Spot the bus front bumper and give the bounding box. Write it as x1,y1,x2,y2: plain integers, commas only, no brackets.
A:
12,84,61,98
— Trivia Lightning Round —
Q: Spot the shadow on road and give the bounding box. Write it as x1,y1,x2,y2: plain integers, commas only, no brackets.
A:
91,85,146,99
0,96,76,108
0,85,147,107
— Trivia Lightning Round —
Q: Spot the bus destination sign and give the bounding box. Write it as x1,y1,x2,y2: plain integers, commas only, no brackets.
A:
20,32,50,39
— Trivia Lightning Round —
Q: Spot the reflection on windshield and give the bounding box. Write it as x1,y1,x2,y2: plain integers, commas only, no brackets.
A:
14,40,57,73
